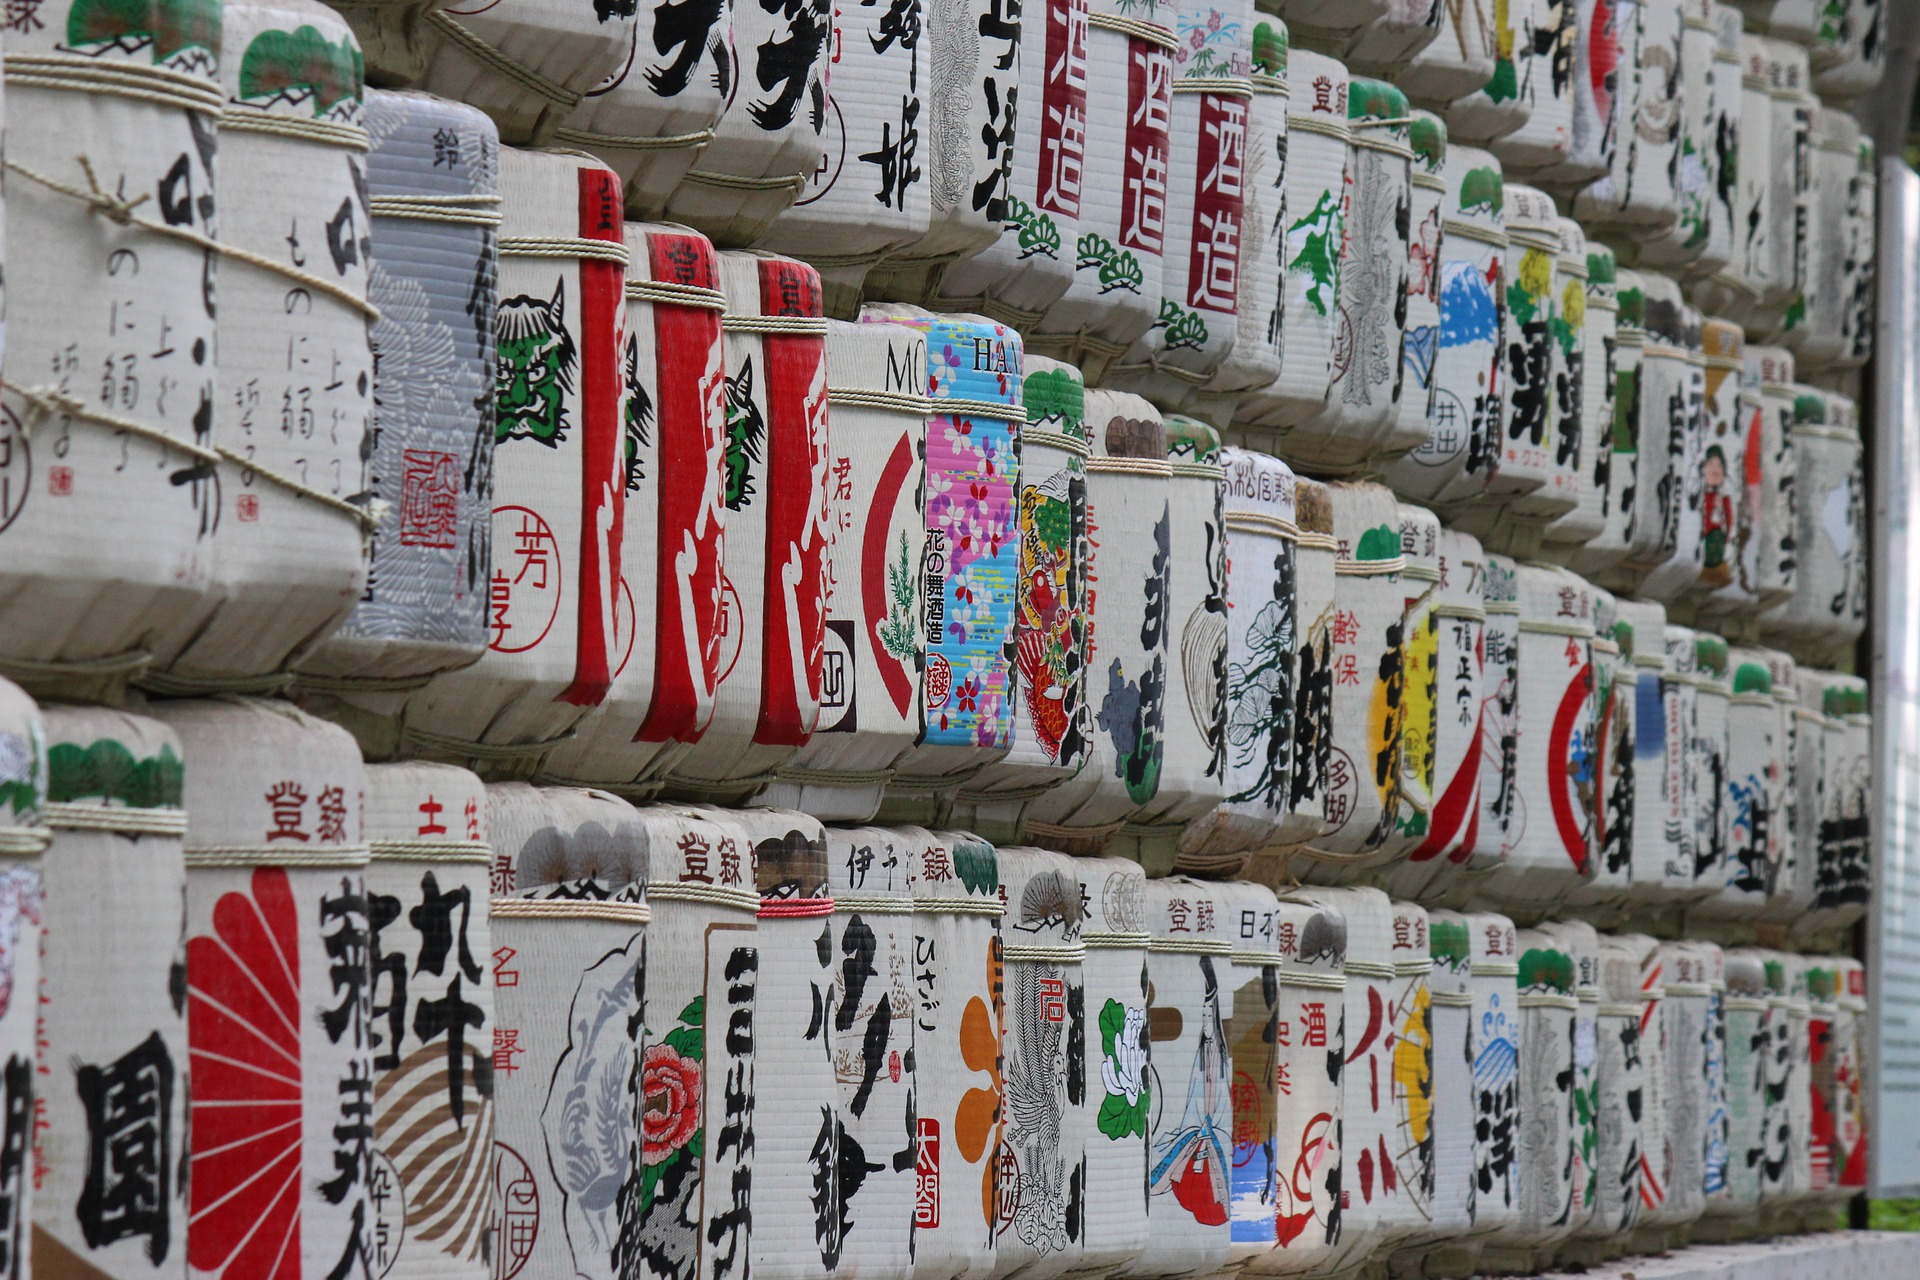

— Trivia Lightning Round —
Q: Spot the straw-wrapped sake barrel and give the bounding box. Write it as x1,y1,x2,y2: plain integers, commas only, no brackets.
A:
1490,213,1589,531
1620,934,1670,1231
33,706,188,1280
1454,554,1520,893
1073,855,1151,1278
1556,922,1607,1233
1574,0,1680,231
1759,649,1802,906
1761,387,1864,657
1702,344,1795,616
1391,0,1497,109
1581,932,1647,1248
1542,243,1618,550
1382,113,1450,469
1813,0,1885,98
1810,958,1868,1205
1700,39,1809,335
0,0,217,703
1563,587,1633,910
952,356,1094,841
1345,0,1442,75
1638,941,1723,1244
1377,504,1442,871
482,784,650,1280
1442,913,1522,1252
1021,392,1170,853
1277,482,1337,860
153,697,372,1280
1565,272,1644,578
401,148,630,772
531,220,729,792
861,308,1025,823
1696,648,1786,917
1678,628,1732,899
1221,880,1283,1266
1266,0,1383,68
1627,0,1728,276
1381,901,1436,1249
1403,912,1473,1257
142,0,373,691
1534,0,1621,186
662,252,831,803
1385,145,1507,507
1444,0,1535,146
1835,137,1878,373
1796,672,1869,937
1779,955,1816,1221
1710,948,1773,1226
1490,0,1574,175
992,846,1086,1279
1765,666,1827,926
758,321,931,821
293,93,497,754
1751,953,1795,1208
414,0,636,145
1647,317,1741,601
1781,110,1858,369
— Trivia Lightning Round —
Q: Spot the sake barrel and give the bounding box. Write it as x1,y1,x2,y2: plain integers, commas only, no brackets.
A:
861,0,1026,303
1803,672,1869,936
1706,344,1798,615
1565,271,1645,578
292,93,498,753
1691,34,1775,326
1563,586,1632,910
1767,664,1829,923
824,827,919,1279
1535,0,1621,186
1817,958,1868,1199
1455,913,1522,1246
1345,0,1443,73
1758,42,1817,337
1285,80,1414,472
753,0,935,316
1711,948,1772,1223
1200,20,1289,409
1599,274,1700,595
1383,113,1449,469
1627,0,1725,275
1651,316,1742,601
1572,0,1680,230
1755,953,1795,1206
1384,144,1507,507
532,220,729,792
1760,649,1802,910
656,0,834,247
1243,894,1347,1278
1583,932,1646,1244
1624,934,1670,1231
1678,628,1732,899
1290,483,1405,882
1761,387,1863,657
1028,0,1175,381
1377,503,1442,872
1267,0,1384,69
1022,392,1171,855
155,697,372,1280
1490,0,1574,174
905,827,1005,1280
1179,448,1299,863
1106,0,1253,402
1136,882,1228,1280
1381,901,1436,1249
1696,647,1783,918
1444,0,1535,146
1801,957,1843,1213
33,706,188,1280
1072,855,1151,1279
662,251,831,803
1408,912,1474,1252
481,783,650,1280
625,802,759,1280
1479,927,1578,1268
1834,137,1877,372
951,356,1095,841
1780,109,1857,368
1555,920,1607,1240
861,308,1024,823
1457,553,1521,889
1278,481,1337,858
1813,0,1884,99
1542,242,1618,550
758,321,931,821
547,0,733,219
1641,941,1720,1240
0,0,218,703
140,0,373,690
1780,954,1815,1215
932,0,1089,322
1692,324,1769,609
414,0,636,145
1230,50,1351,440
992,845,1086,1279
1390,0,1497,108
1221,880,1284,1266
1115,418,1226,870
402,148,630,773
1381,527,1487,904
1487,212,1586,529
1282,886,1395,1275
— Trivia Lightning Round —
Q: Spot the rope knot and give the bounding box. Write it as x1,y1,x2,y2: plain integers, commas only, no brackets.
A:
77,155,150,224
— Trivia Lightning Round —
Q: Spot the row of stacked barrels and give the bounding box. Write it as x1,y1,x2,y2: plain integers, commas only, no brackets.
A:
0,682,1869,1280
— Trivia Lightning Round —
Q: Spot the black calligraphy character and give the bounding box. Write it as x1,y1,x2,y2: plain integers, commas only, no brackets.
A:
367,890,407,1072
76,1033,175,1263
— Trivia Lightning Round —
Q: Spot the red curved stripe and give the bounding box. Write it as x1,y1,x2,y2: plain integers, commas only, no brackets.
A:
1550,662,1593,873
863,434,917,718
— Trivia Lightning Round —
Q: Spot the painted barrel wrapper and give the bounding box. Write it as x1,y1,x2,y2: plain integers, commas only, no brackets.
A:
1385,113,1450,471
414,0,637,145
1757,44,1815,335
1073,855,1150,1278
1490,0,1574,173
1484,209,1586,531
1678,629,1732,899
1566,270,1645,578
1627,935,1669,1229
1459,554,1520,881
1761,388,1864,655
1541,919,1603,1239
1393,0,1498,108
1380,901,1435,1250
1834,137,1877,374
1781,108,1857,369
1641,942,1720,1233
1813,0,1885,99
1221,880,1284,1265
1616,599,1683,904
1758,650,1802,914
1458,914,1521,1240
1276,482,1337,857
1693,34,1776,327
1811,957,1868,1197
1603,275,1702,596
1202,20,1289,403
1345,0,1443,73
1627,0,1726,274
1800,672,1870,935
1781,955,1814,1207
1715,949,1773,1216
1588,933,1646,1238
1543,243,1618,549
1482,928,1578,1260
1562,588,1635,903
1413,911,1475,1246
1443,0,1535,146
1573,0,1680,230
1535,0,1621,185
1699,649,1784,917
0,683,44,1280
1755,953,1795,1204
1677,320,1747,601
1372,504,1442,871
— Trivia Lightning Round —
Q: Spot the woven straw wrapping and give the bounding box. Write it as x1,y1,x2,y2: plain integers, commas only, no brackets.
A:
951,356,1094,840
1563,587,1635,905
1203,20,1290,403
1589,933,1649,1237
1613,599,1681,903
1379,901,1436,1251
1021,391,1170,849
34,706,189,1279
1622,935,1671,1229
1385,144,1508,506
1383,113,1450,468
1232,50,1350,437
1703,345,1798,617
1813,0,1886,98
1749,41,1816,335
1491,0,1574,173
535,222,729,792
1496,212,1587,527
1809,957,1869,1195
1391,0,1498,107
992,847,1086,1279
1679,628,1733,899
1347,0,1443,71
1542,920,1604,1239
1760,387,1864,655
1458,553,1520,884
1411,912,1476,1248
1566,272,1646,577
1778,955,1815,1206
662,252,830,802
1753,953,1796,1203
295,92,497,729
658,0,831,245
1667,318,1745,599
1219,880,1283,1264
1072,855,1151,1277
1573,0,1680,229
1363,503,1443,874
1443,0,1534,145
1697,648,1787,917
1029,0,1174,379
1542,242,1619,547
1715,949,1774,1215
414,0,635,145
1535,0,1621,184
1756,650,1803,914
152,696,371,1280
1781,109,1859,369
1278,482,1337,856
1638,942,1723,1234
142,0,372,689
1835,138,1877,372
823,827,919,1279
899,828,1003,1280
1480,928,1578,1263
1630,0,1728,275
1801,672,1870,936
934,0,1088,319
758,321,931,821
1767,666,1828,923
403,148,631,773
1567,0,1647,223
1691,34,1776,327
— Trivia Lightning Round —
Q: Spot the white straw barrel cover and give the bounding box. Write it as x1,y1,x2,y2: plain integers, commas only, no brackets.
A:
1616,599,1689,904
1138,877,1233,1278
1679,318,1746,599
1278,482,1336,858
0,0,219,702
1603,274,1702,595
414,0,637,145
1385,113,1450,469
992,846,1085,1278
1755,42,1815,337
1755,953,1794,1205
153,697,372,1280
1780,955,1814,1210
1384,145,1507,507
821,827,918,1279
1410,912,1473,1248
1715,949,1771,1217
759,321,931,822
1678,628,1732,898
1490,0,1574,174
1537,0,1621,185
141,0,372,690
1268,0,1382,55
1628,0,1724,274
1541,919,1603,1238
1380,504,1442,869
1480,927,1577,1266
903,827,1005,1280
1835,136,1878,373
1562,587,1633,903
1462,913,1521,1240
1203,19,1289,405
1693,33,1773,327
359,762,493,1280
535,220,729,791
1642,942,1717,1234
1219,880,1282,1265
1800,672,1869,933
1460,553,1520,883
1442,0,1534,146
34,706,186,1279
665,252,831,803
481,783,650,1280
403,148,631,772
1813,958,1868,1196
1381,901,1436,1248
1626,934,1668,1228
1781,109,1858,370
1700,648,1784,917
1566,271,1644,578
293,91,498,742
1572,0,1679,230
1465,184,1561,524
1542,241,1617,550
1392,0,1497,107
1072,854,1150,1277
1762,387,1864,656
0,683,40,1279
1589,933,1646,1238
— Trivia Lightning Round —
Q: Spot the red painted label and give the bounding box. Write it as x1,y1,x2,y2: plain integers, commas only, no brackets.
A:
1037,0,1088,218
1187,93,1246,314
1122,38,1172,253
863,433,918,718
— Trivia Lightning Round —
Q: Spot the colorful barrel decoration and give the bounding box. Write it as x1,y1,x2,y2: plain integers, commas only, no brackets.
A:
1413,911,1476,1252
1678,628,1732,898
1714,948,1773,1221
1573,0,1681,230
1698,647,1785,917
1459,553,1521,886
1480,927,1578,1267
1804,672,1871,936
1455,913,1522,1249
1769,666,1830,924
1812,957,1869,1204
0,682,44,1280
1383,503,1443,870
1627,0,1726,275
1074,854,1152,1278
1542,242,1619,550
1444,0,1534,146
1701,343,1787,616
1391,0,1498,108
1538,0,1622,186
1490,0,1575,175
535,220,728,792
1387,112,1451,469
1490,212,1589,531
1759,649,1803,912
414,0,637,145
1277,481,1338,860
1755,952,1796,1208
1680,319,1748,601
1597,274,1700,595
662,252,830,803
1221,880,1284,1266
1564,586,1636,903
1649,942,1725,1239
403,148,630,773
1543,919,1604,1240
1761,387,1864,658
1586,932,1648,1245
1382,900,1436,1250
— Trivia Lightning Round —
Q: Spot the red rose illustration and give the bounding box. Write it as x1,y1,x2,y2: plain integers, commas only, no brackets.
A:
641,1043,702,1165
